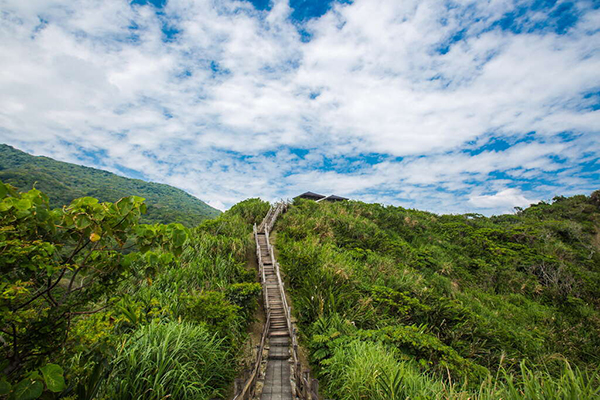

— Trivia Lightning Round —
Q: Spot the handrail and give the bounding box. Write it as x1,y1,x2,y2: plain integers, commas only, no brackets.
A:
233,310,271,400
266,228,290,330
237,202,319,400
254,223,269,312
265,226,293,339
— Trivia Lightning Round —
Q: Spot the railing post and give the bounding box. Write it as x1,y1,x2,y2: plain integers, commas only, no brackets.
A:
311,378,319,400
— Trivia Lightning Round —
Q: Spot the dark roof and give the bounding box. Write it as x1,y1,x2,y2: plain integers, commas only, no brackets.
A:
296,191,326,200
322,194,349,202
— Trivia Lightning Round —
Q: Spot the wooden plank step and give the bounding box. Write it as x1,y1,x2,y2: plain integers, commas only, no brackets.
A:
270,337,289,347
268,346,290,360
269,330,289,337
270,326,288,331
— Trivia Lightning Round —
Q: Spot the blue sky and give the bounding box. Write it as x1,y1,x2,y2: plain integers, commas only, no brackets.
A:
0,0,598,213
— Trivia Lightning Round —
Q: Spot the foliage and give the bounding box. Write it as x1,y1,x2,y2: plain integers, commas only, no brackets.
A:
225,283,262,320
0,181,148,377
320,339,444,400
0,181,269,399
0,363,65,400
276,195,600,398
104,321,233,400
0,144,220,226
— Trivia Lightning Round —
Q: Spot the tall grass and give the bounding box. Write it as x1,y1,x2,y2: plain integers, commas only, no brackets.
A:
105,321,233,400
276,198,600,399
321,339,444,400
440,360,600,399
320,340,600,400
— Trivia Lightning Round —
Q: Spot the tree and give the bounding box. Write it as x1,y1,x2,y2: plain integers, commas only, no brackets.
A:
0,181,146,377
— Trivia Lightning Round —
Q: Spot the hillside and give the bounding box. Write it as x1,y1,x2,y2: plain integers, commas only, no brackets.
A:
1,180,599,399
275,194,600,398
0,144,220,226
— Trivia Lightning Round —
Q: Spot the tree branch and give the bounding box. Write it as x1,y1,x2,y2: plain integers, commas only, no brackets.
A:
69,305,109,316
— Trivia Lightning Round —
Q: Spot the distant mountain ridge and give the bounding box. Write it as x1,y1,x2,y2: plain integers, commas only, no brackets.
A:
0,144,220,226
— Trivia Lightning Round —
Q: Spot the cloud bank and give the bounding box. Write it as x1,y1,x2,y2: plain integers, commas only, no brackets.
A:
0,0,598,214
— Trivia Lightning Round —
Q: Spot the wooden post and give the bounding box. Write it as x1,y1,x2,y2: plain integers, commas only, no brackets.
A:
303,370,309,398
311,378,319,400
297,361,302,382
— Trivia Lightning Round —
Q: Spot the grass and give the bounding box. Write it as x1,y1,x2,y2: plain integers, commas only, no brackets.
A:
63,198,270,398
105,321,233,400
321,339,444,400
320,339,600,400
274,196,600,399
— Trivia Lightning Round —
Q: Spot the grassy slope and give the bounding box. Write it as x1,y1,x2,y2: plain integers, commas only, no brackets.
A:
0,144,220,226
65,198,270,399
276,195,600,399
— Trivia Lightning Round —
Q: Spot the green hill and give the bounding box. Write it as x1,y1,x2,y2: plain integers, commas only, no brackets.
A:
276,194,600,398
0,144,220,226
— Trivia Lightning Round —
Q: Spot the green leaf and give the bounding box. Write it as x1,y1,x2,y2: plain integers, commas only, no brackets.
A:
40,364,65,393
146,252,158,265
75,215,91,229
14,199,32,211
79,197,99,206
116,198,134,216
172,229,187,247
131,195,145,204
0,183,7,199
12,377,43,400
0,379,11,395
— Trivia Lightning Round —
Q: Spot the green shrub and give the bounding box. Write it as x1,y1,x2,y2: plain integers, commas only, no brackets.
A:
225,282,262,320
105,321,233,400
276,194,600,398
320,339,444,400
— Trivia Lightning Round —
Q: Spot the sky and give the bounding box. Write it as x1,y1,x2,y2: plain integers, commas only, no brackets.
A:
0,0,598,214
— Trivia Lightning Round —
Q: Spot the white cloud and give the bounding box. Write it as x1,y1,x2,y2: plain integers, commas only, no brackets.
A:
468,188,539,211
0,0,598,214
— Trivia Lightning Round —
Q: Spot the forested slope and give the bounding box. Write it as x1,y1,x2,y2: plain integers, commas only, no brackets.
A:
0,144,220,226
276,194,600,399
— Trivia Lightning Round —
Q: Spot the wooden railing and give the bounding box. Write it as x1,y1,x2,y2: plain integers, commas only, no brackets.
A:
264,204,320,400
234,202,320,400
233,310,270,400
254,223,270,313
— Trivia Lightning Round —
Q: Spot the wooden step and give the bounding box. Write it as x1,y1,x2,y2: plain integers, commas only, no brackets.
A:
270,337,289,347
268,346,290,360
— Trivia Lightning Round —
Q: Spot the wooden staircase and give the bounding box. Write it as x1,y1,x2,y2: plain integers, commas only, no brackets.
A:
234,202,319,400
256,222,293,399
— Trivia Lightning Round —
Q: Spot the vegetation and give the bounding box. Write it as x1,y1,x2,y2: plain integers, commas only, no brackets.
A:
0,179,269,399
2,164,599,399
276,194,600,399
0,144,220,226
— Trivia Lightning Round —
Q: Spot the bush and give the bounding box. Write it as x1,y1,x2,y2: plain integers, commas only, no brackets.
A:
320,339,444,400
105,321,233,400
